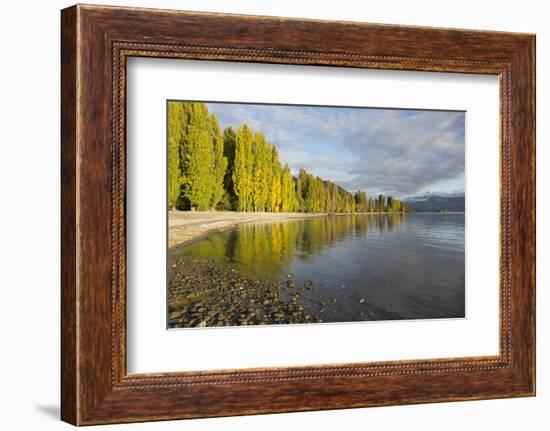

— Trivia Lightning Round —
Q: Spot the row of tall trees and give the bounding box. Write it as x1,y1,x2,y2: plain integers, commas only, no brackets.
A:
353,191,406,213
296,169,357,213
168,102,409,213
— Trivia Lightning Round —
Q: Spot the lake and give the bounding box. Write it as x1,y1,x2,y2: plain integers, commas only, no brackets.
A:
170,213,465,324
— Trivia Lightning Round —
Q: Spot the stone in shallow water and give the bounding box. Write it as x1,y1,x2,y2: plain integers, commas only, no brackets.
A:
169,311,183,320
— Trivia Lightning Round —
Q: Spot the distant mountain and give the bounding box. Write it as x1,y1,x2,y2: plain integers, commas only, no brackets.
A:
403,194,465,213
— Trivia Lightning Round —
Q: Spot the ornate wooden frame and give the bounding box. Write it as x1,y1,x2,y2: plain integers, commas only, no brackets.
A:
61,4,535,425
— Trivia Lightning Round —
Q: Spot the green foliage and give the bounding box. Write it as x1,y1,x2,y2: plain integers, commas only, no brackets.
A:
297,169,313,212
210,114,228,209
368,195,375,212
377,194,385,212
315,177,326,213
252,132,272,211
167,101,186,209
354,191,368,212
222,127,237,207
386,196,393,211
233,124,254,211
270,147,282,212
281,164,297,212
179,103,214,210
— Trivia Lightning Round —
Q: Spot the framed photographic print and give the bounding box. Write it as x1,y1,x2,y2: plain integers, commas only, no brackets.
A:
61,4,536,425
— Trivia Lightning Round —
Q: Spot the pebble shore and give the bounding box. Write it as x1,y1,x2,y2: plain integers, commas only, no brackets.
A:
168,256,320,328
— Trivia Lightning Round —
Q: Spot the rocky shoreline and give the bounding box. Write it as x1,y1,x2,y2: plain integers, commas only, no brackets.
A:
168,256,320,328
167,254,403,328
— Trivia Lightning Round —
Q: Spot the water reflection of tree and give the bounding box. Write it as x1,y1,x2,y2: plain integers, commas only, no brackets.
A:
181,214,405,278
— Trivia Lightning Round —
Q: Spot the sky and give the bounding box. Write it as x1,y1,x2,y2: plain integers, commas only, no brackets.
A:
205,102,465,199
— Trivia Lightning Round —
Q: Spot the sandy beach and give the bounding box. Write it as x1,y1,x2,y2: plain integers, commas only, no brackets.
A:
168,210,328,248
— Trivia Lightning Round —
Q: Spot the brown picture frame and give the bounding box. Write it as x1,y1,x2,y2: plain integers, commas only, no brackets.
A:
61,4,536,425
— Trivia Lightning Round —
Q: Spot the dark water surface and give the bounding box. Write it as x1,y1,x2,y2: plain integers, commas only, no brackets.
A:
171,213,465,322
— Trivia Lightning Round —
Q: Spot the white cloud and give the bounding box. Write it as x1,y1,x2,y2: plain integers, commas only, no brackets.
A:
206,102,465,198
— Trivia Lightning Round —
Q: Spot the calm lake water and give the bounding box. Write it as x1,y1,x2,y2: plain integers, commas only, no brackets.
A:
171,213,465,322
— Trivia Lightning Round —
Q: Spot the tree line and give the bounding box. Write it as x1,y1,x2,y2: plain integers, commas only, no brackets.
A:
168,101,409,214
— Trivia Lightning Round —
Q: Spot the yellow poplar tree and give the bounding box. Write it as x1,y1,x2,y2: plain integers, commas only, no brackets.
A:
270,147,282,212
180,103,213,210
252,132,271,211
281,164,295,212
209,114,228,209
233,124,254,211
